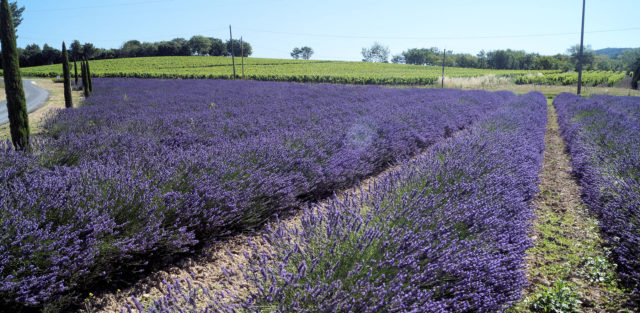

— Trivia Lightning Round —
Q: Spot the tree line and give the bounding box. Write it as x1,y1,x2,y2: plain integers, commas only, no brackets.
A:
360,42,640,73
18,35,253,67
394,46,640,72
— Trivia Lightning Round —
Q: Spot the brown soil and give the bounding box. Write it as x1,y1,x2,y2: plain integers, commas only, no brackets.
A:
0,79,84,140
519,101,633,312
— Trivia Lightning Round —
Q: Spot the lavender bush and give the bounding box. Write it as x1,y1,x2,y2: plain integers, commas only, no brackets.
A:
0,79,512,311
134,92,547,312
555,93,640,295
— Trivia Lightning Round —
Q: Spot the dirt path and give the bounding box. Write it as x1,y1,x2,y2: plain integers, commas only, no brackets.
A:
513,100,633,312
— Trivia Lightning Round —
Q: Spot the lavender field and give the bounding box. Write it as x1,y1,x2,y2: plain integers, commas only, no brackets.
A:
555,94,640,294
1,79,517,311
127,91,548,312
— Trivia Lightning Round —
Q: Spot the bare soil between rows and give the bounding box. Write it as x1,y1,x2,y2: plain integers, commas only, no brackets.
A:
519,101,635,312
88,139,438,313
87,96,638,313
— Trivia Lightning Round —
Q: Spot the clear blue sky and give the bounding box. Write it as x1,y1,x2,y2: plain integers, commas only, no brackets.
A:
15,0,640,61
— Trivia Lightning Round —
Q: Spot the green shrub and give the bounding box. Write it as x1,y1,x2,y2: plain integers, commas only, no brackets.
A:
529,280,581,313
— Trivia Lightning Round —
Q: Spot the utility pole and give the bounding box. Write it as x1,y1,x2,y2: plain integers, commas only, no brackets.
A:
241,36,245,79
577,0,586,95
441,49,446,88
229,25,236,79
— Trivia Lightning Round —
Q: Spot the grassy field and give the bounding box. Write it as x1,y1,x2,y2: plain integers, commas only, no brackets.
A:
15,56,560,85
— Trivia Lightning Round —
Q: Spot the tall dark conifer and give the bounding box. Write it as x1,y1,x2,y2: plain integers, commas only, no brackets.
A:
62,42,73,108
85,58,93,92
74,58,78,86
632,59,640,90
81,59,89,97
0,0,29,150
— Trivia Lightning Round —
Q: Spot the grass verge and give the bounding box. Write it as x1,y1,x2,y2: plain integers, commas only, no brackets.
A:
0,79,84,140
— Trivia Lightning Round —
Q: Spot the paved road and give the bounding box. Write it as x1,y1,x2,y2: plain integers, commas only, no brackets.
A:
0,79,50,125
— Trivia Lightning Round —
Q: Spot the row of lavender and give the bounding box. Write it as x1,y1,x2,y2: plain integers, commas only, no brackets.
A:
130,92,548,312
555,93,640,293
0,79,512,310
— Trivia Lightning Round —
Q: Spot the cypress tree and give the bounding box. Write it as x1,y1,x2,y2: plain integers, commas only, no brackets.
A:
81,59,89,97
0,0,29,151
74,57,78,86
85,58,93,92
62,42,72,108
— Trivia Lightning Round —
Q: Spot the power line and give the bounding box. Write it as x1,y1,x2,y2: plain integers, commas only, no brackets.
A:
27,0,176,13
18,27,229,45
235,26,640,41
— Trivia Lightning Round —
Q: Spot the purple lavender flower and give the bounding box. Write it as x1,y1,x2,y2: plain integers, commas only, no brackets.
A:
136,91,547,312
0,78,513,310
555,93,640,295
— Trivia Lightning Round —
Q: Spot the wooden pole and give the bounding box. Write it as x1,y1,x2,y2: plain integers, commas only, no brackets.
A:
577,0,586,95
241,36,245,79
229,25,236,79
441,49,446,88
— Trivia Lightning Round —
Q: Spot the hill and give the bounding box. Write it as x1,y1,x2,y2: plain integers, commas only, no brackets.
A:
595,47,632,59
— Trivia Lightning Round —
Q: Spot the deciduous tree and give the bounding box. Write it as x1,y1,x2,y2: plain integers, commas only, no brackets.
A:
391,54,405,64
402,47,439,66
70,40,82,60
226,39,252,57
290,47,301,59
568,44,595,71
361,42,389,63
188,35,212,55
120,40,142,58
41,43,61,65
19,43,41,66
82,42,96,59
300,46,313,60
209,38,226,56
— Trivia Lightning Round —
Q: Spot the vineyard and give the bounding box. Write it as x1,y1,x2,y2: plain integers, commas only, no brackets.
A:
515,71,628,87
13,56,563,85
